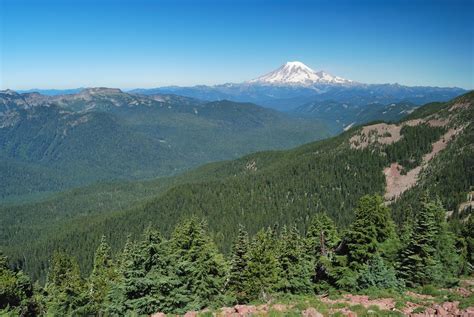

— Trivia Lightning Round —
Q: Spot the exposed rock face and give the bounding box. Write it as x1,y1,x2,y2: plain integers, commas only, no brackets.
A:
383,126,463,201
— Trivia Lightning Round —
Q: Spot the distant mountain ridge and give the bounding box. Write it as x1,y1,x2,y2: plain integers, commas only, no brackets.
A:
0,88,329,200
3,91,471,281
13,62,466,113
130,61,466,112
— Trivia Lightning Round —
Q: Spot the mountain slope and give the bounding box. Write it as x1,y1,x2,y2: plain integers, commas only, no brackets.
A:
247,61,353,85
0,89,329,200
2,91,472,281
295,100,418,131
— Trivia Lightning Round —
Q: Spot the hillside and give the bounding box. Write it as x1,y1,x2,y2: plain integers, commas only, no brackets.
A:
0,89,329,201
295,100,418,132
1,91,472,282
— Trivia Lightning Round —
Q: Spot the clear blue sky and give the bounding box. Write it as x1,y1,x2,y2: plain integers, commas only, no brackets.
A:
1,0,473,89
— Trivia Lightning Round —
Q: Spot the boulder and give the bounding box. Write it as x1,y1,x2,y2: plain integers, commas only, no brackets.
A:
234,305,257,315
433,304,448,316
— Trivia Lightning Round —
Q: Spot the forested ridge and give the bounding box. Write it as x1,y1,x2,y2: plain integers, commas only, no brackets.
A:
2,92,471,282
1,194,473,315
0,89,330,200
0,92,473,315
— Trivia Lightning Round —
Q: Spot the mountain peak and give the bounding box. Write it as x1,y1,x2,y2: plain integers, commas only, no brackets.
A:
247,61,353,86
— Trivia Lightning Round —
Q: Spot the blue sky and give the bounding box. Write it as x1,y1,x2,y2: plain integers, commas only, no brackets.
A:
1,0,473,89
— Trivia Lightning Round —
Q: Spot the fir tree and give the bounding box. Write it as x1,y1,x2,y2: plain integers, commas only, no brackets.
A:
84,235,117,314
44,251,85,315
0,251,38,316
227,224,251,303
398,197,440,286
277,226,313,294
357,254,403,290
245,227,282,301
306,213,340,257
170,217,227,313
345,195,396,268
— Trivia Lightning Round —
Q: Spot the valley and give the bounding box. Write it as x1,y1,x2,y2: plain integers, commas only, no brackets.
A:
2,0,473,315
1,91,472,285
0,88,330,201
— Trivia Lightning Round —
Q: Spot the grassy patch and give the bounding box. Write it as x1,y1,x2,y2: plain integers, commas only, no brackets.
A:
459,294,474,310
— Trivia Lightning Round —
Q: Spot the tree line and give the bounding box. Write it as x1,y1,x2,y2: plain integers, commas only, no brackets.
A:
1,194,473,316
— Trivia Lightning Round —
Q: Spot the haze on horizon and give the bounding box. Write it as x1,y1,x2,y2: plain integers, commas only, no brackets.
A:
1,0,473,90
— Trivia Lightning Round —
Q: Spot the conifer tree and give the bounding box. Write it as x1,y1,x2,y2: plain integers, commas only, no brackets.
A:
305,213,341,291
306,213,340,257
398,197,440,286
277,226,313,294
44,251,85,315
345,195,396,268
85,235,117,314
462,215,474,273
357,254,403,290
324,195,398,290
108,226,178,315
399,197,461,286
245,227,282,300
170,217,227,313
227,224,251,303
0,251,38,316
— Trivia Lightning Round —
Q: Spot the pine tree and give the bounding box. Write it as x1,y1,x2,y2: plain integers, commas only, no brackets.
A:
227,224,250,303
462,215,474,273
346,195,396,268
84,236,117,314
108,226,178,315
306,213,340,257
245,227,282,301
324,195,398,290
0,251,38,316
305,213,341,291
357,254,403,290
398,197,440,286
44,251,85,315
277,226,313,294
170,217,227,313
431,198,461,285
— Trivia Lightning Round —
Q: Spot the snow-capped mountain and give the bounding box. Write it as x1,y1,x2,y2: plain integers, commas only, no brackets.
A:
247,61,353,85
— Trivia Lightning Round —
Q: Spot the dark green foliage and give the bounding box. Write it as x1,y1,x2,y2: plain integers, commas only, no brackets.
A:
107,227,178,315
345,195,396,268
398,197,461,287
0,90,329,200
384,124,445,170
277,226,313,295
357,254,403,290
83,236,118,314
306,213,340,257
4,91,473,283
314,195,400,291
170,218,227,313
227,225,251,303
0,91,472,309
244,228,283,300
0,251,38,316
462,215,474,273
43,251,85,315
